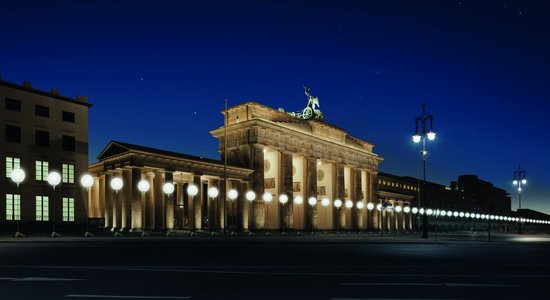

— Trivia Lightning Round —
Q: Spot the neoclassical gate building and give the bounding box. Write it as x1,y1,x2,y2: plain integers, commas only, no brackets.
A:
87,101,415,232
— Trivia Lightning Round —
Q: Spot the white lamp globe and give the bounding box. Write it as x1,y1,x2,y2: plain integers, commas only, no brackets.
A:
426,209,433,216
138,179,150,193
80,174,94,189
294,195,304,205
513,180,518,185
419,208,425,215
453,211,459,217
459,212,465,218
376,203,382,211
163,182,175,195
475,213,480,219
440,210,446,217
412,207,418,214
334,199,342,208
395,205,402,213
48,171,62,188
427,130,436,141
187,184,198,197
308,196,317,206
321,198,330,207
208,187,219,198
522,179,527,184
279,194,289,204
10,168,26,186
356,202,364,210
228,189,238,201
345,200,353,209
465,212,471,218
263,192,273,203
412,134,421,143
447,211,453,217
404,206,411,213
245,191,256,202
367,203,375,211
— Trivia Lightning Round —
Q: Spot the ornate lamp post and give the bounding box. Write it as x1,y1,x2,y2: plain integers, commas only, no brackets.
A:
412,104,436,239
163,182,175,236
186,184,199,236
513,164,527,234
10,168,25,238
80,174,94,237
48,171,62,238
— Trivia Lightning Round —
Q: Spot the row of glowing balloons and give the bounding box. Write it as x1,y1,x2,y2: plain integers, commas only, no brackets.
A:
10,169,548,225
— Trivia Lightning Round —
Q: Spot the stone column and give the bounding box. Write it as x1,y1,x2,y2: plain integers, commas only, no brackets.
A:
130,168,142,231
145,172,155,231
104,173,113,229
305,157,318,230
165,171,174,230
192,175,202,231
121,169,132,231
154,171,165,230
335,164,345,231
280,152,293,229
251,144,264,230
353,168,362,230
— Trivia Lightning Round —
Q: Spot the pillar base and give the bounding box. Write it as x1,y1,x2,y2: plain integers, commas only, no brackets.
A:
14,231,25,238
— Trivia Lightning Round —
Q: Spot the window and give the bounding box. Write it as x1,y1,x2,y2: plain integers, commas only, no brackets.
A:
35,105,49,117
6,194,21,221
62,197,75,222
62,111,75,123
62,163,75,184
36,196,49,221
6,125,21,143
35,130,49,147
5,98,21,111
6,157,21,178
35,160,49,181
62,135,75,151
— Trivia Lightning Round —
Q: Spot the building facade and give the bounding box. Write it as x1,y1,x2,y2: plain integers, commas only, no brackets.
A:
1,79,91,231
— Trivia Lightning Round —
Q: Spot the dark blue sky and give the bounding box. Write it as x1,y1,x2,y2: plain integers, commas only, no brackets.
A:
1,1,549,213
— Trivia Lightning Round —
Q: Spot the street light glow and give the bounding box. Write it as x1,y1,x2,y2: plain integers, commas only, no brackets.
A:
321,198,330,207
245,191,256,202
187,184,198,197
395,205,402,213
334,199,342,208
427,130,436,141
426,208,433,216
163,182,175,195
138,179,150,193
228,189,238,201
412,134,421,143
412,207,418,214
294,195,304,205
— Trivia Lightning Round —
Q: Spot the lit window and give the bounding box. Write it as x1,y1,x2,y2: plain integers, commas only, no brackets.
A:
6,157,21,178
6,194,21,221
62,164,75,184
35,160,49,181
62,197,75,222
36,196,49,221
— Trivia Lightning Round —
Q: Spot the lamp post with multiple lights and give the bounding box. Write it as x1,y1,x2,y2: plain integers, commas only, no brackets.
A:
513,164,527,234
412,103,436,239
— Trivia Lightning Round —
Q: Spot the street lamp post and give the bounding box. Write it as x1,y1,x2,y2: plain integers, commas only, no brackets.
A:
10,168,26,238
163,182,175,236
48,171,62,238
367,202,374,232
334,199,342,234
80,174,94,237
245,191,256,236
110,177,123,237
262,192,273,236
412,103,436,239
228,189,238,235
345,200,353,234
187,184,199,236
308,196,317,234
208,186,219,236
279,194,289,235
356,201,364,233
321,197,330,234
513,164,527,234
137,179,151,236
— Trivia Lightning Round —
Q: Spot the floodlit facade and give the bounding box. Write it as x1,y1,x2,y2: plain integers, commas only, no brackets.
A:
0,79,91,229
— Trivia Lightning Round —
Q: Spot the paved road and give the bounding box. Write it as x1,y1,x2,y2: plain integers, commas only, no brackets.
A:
1,233,549,299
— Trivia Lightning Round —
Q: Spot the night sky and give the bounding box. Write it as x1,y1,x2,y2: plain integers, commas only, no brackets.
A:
1,1,549,213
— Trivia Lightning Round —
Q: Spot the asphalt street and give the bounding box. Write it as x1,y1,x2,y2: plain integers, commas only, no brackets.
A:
1,233,549,299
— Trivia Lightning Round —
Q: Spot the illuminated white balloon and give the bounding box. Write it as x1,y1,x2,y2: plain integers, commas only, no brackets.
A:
321,198,330,207
228,189,238,201
308,196,317,206
334,199,342,208
345,200,353,209
294,195,304,205
279,194,289,204
245,191,256,202
208,187,219,198
138,179,150,193
80,174,94,189
48,171,62,187
356,202,364,209
262,192,273,203
187,184,198,197
10,168,26,186
404,206,411,213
